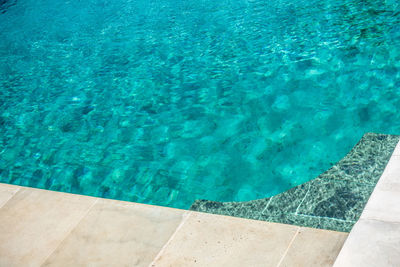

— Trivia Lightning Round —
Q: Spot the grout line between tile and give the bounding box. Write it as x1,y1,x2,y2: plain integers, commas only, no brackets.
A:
39,198,99,266
148,210,192,267
295,183,311,215
295,212,356,223
259,197,273,218
276,227,300,267
0,187,20,210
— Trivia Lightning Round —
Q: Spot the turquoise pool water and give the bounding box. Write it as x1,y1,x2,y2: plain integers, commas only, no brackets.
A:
1,0,400,208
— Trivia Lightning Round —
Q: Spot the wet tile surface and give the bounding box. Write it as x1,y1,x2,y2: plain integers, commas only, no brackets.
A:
0,187,96,267
190,133,400,232
259,212,356,233
293,178,374,222
43,200,186,267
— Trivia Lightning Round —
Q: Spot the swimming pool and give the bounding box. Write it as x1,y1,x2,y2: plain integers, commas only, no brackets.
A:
0,0,400,209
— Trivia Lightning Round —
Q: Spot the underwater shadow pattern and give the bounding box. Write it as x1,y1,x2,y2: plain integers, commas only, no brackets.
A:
0,0,17,14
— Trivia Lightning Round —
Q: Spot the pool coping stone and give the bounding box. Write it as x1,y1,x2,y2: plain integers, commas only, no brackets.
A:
0,183,347,266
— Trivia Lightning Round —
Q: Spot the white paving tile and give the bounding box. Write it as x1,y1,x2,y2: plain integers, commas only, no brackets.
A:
334,219,400,267
391,141,400,156
374,155,400,192
361,188,400,223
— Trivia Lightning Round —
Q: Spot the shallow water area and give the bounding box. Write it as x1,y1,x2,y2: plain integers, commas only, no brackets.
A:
1,0,400,208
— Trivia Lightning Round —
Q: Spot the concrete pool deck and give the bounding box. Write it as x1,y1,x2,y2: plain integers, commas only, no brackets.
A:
0,183,347,266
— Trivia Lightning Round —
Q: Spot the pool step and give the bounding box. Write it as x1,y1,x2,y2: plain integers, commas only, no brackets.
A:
191,133,400,232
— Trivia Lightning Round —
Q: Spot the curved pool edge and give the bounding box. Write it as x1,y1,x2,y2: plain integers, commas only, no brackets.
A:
190,132,400,232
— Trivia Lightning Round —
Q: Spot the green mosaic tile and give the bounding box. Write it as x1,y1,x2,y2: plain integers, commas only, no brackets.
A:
258,212,356,232
293,178,374,222
318,133,400,184
260,182,309,215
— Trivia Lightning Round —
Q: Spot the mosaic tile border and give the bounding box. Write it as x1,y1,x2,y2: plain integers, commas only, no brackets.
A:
190,133,400,232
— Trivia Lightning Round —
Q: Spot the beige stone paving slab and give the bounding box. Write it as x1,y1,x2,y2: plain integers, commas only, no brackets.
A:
150,211,299,267
43,199,187,267
333,219,400,267
0,183,20,208
0,187,97,267
279,227,348,267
